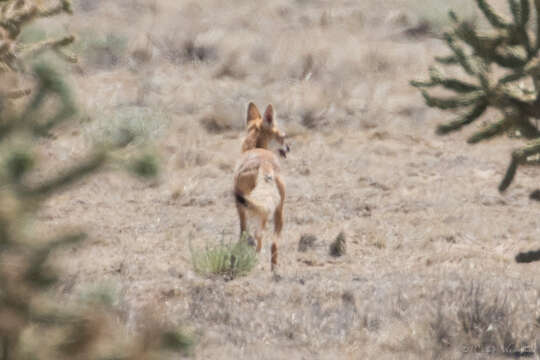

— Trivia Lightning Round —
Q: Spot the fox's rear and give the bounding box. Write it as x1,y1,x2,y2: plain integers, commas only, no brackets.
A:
235,161,280,218
233,102,288,271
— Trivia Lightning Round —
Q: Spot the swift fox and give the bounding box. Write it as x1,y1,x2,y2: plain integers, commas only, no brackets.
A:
233,102,289,271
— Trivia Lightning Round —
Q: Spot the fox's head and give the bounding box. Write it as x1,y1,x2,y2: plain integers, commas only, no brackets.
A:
243,102,290,157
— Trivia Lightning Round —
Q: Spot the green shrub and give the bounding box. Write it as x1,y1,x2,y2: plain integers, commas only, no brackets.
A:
191,233,258,279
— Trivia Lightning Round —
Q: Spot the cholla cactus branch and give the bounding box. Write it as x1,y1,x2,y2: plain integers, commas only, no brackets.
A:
467,114,513,143
535,0,540,50
2,87,30,98
477,0,510,28
500,138,540,190
21,151,107,198
442,32,476,75
412,0,540,191
411,66,480,93
420,90,484,110
436,101,488,135
0,1,38,38
38,0,72,17
19,34,75,59
0,0,72,38
0,0,76,106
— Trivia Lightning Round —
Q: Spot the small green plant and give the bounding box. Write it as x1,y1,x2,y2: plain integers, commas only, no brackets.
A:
191,233,258,279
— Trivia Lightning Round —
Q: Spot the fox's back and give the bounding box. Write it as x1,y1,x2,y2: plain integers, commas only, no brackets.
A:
234,149,281,218
235,149,281,178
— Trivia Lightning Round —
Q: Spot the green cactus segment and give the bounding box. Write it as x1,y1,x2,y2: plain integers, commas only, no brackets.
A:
500,139,540,190
24,152,107,197
436,101,488,135
535,0,540,50
27,63,77,135
435,55,460,65
443,32,476,75
412,0,540,191
420,90,483,110
476,0,510,28
20,34,75,59
509,0,529,26
499,71,527,84
24,232,86,288
411,67,479,93
467,116,513,143
0,0,77,104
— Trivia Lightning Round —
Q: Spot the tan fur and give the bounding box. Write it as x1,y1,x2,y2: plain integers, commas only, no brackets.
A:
233,102,287,271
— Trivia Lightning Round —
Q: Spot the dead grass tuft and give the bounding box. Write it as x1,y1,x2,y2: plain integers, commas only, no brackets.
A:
429,282,536,357
329,231,346,257
199,104,239,134
158,35,218,65
183,39,218,63
215,51,247,79
301,108,327,129
298,234,318,252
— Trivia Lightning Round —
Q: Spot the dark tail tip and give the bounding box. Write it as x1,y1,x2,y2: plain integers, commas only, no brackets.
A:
515,249,540,263
235,192,247,207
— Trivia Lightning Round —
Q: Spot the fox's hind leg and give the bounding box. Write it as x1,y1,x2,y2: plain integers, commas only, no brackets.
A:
255,215,267,253
236,200,247,237
271,206,283,271
271,178,285,271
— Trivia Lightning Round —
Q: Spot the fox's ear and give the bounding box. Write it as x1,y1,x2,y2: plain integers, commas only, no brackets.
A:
247,102,261,124
263,104,274,125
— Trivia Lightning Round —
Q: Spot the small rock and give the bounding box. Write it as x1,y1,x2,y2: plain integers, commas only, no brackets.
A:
168,267,182,278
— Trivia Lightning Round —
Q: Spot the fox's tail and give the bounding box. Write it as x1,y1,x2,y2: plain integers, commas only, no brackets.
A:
235,165,280,218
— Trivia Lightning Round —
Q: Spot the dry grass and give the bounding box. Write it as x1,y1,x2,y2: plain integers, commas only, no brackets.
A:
28,0,540,358
429,281,537,358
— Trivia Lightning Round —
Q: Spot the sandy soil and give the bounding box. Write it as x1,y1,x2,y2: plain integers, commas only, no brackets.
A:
31,0,540,358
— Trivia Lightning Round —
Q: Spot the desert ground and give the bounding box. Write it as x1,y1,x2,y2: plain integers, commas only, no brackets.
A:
30,0,540,358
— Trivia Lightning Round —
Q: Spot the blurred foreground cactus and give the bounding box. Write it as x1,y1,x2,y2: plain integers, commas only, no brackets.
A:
0,0,76,111
0,1,191,358
412,0,540,192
